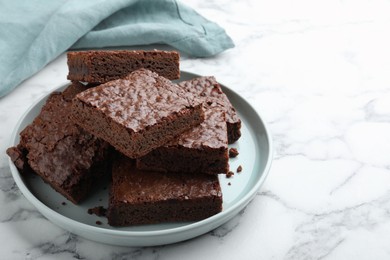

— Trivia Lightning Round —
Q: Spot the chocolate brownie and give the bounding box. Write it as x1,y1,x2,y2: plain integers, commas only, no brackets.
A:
178,76,241,143
7,82,111,204
67,50,180,83
71,69,204,159
107,155,222,226
136,106,229,174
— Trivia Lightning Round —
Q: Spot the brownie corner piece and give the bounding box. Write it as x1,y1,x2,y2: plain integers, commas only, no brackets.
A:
178,76,241,144
71,69,204,159
107,155,222,226
8,82,111,204
6,144,29,173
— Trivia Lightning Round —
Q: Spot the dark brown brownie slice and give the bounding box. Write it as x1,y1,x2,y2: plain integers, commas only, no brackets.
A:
107,155,222,226
7,82,111,204
178,76,241,143
67,50,180,83
136,106,229,174
71,69,204,159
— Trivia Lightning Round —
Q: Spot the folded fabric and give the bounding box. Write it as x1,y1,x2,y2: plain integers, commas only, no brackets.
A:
0,0,234,97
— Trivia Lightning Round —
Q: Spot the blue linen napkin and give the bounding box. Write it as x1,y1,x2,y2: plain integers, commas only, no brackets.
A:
0,0,234,97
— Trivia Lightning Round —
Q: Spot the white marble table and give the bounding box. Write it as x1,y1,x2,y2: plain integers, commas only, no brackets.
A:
2,0,390,259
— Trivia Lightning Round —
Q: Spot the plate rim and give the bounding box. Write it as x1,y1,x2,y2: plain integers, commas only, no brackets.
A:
8,71,273,241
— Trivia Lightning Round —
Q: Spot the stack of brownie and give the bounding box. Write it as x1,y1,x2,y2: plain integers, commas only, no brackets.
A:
7,50,241,226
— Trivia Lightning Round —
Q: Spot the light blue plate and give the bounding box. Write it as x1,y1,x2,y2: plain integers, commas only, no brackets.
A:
9,71,273,246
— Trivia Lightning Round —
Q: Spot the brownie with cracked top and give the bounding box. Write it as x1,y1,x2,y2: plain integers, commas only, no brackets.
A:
6,82,111,204
107,155,222,226
136,105,229,174
67,50,180,83
178,76,241,143
71,69,204,159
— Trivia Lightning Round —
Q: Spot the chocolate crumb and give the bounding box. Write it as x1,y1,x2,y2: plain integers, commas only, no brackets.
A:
229,148,239,158
228,182,231,186
96,221,102,225
88,206,107,217
61,202,67,206
226,171,234,178
237,165,242,173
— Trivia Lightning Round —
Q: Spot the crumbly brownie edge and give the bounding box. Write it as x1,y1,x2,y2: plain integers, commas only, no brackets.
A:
178,76,242,144
32,153,109,204
6,145,31,173
227,120,242,144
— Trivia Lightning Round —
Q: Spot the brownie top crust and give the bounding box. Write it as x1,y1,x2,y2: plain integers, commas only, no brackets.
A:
75,69,202,133
178,76,240,127
112,157,222,204
165,107,227,149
